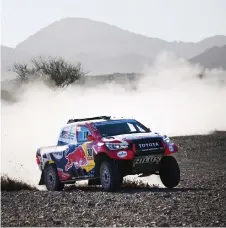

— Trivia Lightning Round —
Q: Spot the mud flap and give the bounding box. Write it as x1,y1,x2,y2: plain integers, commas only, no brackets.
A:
38,172,45,185
88,178,101,185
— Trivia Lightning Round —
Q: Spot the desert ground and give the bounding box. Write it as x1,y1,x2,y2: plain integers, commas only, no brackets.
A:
1,131,226,227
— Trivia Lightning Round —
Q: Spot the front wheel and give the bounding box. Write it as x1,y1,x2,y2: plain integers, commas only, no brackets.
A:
100,160,123,191
44,165,64,191
159,156,180,188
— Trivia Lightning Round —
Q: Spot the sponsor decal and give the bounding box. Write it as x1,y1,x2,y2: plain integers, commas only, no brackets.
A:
60,130,69,138
122,135,156,140
169,145,174,152
97,142,104,147
88,169,95,177
68,132,75,140
139,142,159,148
52,152,63,160
91,123,98,131
37,148,41,155
65,146,88,171
46,153,51,160
59,129,75,142
117,151,127,158
57,168,71,181
87,148,93,160
134,155,161,164
40,145,68,154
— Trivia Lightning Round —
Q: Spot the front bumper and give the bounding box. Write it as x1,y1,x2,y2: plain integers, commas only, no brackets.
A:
132,153,163,174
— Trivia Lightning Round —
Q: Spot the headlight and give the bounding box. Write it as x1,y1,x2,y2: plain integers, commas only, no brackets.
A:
105,142,129,150
163,135,171,144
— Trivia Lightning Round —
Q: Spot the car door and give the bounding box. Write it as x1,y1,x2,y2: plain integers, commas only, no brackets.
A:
76,125,95,177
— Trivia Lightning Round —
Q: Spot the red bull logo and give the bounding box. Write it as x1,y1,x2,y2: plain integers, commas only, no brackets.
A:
57,168,71,181
65,146,87,171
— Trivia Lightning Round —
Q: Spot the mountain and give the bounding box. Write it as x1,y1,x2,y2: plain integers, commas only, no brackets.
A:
1,46,15,69
1,45,14,55
195,35,226,50
189,45,226,70
2,18,226,74
1,45,31,72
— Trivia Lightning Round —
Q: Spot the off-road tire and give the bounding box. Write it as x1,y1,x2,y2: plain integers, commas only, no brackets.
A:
100,160,123,191
44,164,64,191
159,156,180,188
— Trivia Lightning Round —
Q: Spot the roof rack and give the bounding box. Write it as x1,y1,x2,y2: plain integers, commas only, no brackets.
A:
67,116,111,124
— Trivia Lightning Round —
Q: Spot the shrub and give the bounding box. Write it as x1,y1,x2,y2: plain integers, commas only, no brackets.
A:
12,63,36,82
12,56,86,87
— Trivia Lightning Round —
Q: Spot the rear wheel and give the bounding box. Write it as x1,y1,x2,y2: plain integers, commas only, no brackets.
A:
159,156,180,188
44,165,64,191
100,160,123,191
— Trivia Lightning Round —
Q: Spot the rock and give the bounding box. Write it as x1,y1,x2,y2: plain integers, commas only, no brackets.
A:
53,219,61,225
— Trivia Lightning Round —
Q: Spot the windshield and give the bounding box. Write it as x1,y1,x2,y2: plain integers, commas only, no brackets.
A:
94,119,150,137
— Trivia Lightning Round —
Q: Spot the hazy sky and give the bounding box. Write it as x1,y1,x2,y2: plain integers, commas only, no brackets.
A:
1,0,226,48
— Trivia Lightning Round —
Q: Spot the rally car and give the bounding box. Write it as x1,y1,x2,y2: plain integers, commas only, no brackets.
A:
36,116,180,191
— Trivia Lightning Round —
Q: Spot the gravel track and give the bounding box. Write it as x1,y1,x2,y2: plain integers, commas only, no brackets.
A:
1,131,226,227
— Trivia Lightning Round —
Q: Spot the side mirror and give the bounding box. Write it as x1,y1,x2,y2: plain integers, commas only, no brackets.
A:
87,135,95,141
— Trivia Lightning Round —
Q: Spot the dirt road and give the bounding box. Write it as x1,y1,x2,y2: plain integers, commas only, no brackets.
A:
1,131,226,227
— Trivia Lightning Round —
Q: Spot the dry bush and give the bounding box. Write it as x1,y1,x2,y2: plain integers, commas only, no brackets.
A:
12,56,86,88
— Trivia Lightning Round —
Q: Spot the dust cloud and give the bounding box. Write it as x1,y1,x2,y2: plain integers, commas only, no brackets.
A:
1,53,226,187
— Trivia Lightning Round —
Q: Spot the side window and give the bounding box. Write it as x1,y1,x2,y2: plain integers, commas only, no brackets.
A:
69,125,77,142
58,126,72,145
136,125,146,132
127,123,137,132
77,126,91,143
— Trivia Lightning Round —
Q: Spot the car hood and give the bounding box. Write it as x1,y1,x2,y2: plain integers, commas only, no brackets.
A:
102,132,164,143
